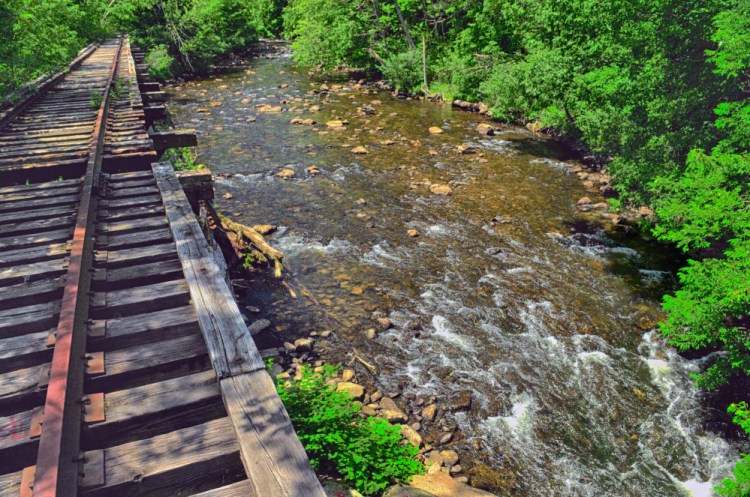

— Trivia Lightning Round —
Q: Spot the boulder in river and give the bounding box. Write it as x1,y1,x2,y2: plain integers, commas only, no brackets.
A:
352,146,369,154
326,120,346,128
476,123,495,136
430,184,453,196
276,168,296,179
337,382,365,400
429,126,444,134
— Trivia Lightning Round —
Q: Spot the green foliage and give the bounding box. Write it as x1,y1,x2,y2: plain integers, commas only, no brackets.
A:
274,363,423,495
380,50,423,93
729,403,750,435
716,454,750,496
283,0,372,70
0,0,111,95
163,147,201,171
144,44,175,80
108,0,274,75
89,92,103,109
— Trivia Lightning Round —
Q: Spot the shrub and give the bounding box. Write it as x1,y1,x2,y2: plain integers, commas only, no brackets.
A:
145,44,175,80
380,49,423,94
716,454,750,496
273,362,423,495
163,147,201,171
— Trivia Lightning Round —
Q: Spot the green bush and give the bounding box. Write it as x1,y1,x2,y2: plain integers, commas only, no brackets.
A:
380,49,423,94
145,44,175,80
273,362,423,495
716,454,750,496
163,147,201,171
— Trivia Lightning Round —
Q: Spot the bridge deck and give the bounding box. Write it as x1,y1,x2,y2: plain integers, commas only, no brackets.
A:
0,37,324,497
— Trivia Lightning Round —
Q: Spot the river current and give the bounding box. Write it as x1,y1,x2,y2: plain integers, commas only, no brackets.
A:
165,44,737,497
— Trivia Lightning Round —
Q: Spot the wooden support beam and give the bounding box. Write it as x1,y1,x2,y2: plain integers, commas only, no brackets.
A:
149,129,197,152
142,91,166,104
143,105,166,125
175,168,214,209
152,161,326,497
138,82,160,93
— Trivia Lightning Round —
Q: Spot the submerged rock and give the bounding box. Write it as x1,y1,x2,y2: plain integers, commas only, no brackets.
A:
430,184,453,196
429,126,444,134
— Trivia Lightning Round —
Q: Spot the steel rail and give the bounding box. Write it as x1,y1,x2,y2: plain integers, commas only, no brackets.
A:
30,37,124,497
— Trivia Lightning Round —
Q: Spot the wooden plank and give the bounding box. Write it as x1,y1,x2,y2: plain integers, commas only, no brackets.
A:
0,215,75,238
0,278,63,311
191,480,257,497
0,257,68,286
90,278,190,319
0,242,68,268
80,417,245,497
84,334,210,394
0,470,22,496
0,301,59,339
149,129,197,151
92,258,183,291
0,409,37,473
153,162,263,377
82,370,223,450
0,364,44,414
98,216,167,236
88,305,200,353
0,330,52,373
97,227,173,251
220,371,326,497
0,229,72,253
95,242,176,268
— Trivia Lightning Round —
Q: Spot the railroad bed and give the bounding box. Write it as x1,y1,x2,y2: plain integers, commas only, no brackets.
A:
0,37,325,497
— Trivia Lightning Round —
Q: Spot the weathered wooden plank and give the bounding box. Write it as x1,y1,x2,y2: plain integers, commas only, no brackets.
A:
0,409,37,473
90,278,190,319
0,469,22,496
0,301,59,338
0,228,72,253
0,257,68,286
0,278,63,311
97,227,173,251
220,371,326,497
80,417,245,497
0,206,75,225
0,242,68,268
92,258,183,291
82,370,223,450
95,242,176,268
0,178,80,195
0,185,79,203
0,329,52,373
0,364,44,414
191,480,257,497
153,162,263,377
84,334,210,394
97,216,168,236
0,194,78,213
101,193,163,210
150,129,197,151
88,305,200,353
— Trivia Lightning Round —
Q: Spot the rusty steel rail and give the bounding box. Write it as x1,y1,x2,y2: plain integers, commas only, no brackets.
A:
31,36,123,497
0,36,324,497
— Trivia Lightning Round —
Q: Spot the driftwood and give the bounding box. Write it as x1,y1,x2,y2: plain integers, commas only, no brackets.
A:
203,202,284,278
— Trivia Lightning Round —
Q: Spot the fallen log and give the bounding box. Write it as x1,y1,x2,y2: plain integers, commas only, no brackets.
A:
203,202,284,278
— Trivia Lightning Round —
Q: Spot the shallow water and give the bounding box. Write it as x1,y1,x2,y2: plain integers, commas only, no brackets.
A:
166,44,737,496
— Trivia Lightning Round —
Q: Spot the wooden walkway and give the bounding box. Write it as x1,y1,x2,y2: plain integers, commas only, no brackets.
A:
0,37,325,497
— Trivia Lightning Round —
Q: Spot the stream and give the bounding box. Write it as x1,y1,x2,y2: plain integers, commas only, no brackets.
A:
165,43,738,497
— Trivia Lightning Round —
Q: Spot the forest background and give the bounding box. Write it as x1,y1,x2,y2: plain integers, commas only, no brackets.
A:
1,0,749,492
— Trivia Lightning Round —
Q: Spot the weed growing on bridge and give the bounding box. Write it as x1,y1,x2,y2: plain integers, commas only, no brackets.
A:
89,92,103,110
271,360,423,495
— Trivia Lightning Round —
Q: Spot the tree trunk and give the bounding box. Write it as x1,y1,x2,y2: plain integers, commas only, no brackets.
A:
394,0,416,50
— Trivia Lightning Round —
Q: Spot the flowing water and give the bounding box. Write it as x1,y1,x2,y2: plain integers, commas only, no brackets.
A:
165,44,739,496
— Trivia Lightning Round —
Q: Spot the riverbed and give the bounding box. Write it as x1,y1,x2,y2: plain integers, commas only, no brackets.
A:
165,43,737,497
